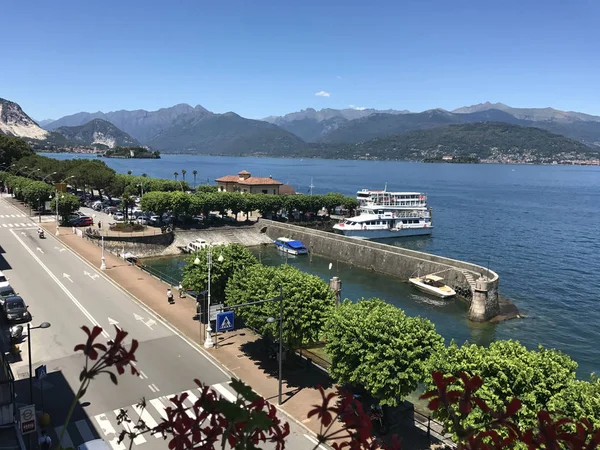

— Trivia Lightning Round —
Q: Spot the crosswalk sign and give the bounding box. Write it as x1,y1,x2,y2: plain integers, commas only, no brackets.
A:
216,311,234,332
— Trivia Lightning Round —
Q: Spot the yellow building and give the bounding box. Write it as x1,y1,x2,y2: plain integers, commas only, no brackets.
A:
215,170,283,194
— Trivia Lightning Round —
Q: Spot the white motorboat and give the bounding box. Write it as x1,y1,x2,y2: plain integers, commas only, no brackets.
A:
408,274,456,299
274,237,308,255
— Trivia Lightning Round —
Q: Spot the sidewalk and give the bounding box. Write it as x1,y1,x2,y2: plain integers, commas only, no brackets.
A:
40,221,344,441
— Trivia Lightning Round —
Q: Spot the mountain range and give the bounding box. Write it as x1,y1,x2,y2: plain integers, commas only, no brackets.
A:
2,96,599,163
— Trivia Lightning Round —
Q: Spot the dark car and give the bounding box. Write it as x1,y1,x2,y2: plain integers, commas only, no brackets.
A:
70,216,93,227
3,296,31,323
0,285,16,307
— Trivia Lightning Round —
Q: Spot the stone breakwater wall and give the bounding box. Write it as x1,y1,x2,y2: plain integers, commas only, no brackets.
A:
258,220,500,322
84,231,174,257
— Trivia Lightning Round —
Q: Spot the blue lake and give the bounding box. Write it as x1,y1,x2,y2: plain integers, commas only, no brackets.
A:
42,153,600,377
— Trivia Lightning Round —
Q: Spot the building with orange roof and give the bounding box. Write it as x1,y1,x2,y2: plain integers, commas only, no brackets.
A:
215,170,284,195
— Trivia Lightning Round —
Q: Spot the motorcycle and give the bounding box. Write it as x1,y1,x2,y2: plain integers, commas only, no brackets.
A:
37,229,45,239
10,325,23,345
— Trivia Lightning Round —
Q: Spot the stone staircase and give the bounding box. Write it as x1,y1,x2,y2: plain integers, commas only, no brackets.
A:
460,269,478,291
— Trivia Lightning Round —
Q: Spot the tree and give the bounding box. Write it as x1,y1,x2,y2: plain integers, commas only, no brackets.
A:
170,191,191,226
548,377,600,428
140,191,171,218
174,172,179,180
127,170,132,175
181,169,187,181
225,264,336,349
0,135,33,166
426,339,578,435
22,181,53,209
192,170,198,188
51,193,81,224
181,244,259,305
324,298,444,406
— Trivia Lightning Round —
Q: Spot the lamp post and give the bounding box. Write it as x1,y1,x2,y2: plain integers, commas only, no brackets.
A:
41,172,57,183
201,244,223,349
266,285,284,405
25,168,41,178
100,216,106,270
27,322,51,406
14,166,28,176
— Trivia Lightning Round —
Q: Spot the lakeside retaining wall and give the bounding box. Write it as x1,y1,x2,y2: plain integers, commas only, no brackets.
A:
85,231,174,257
258,220,500,321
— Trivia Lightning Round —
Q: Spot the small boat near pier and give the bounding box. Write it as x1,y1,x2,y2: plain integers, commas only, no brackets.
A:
408,274,456,298
274,237,308,255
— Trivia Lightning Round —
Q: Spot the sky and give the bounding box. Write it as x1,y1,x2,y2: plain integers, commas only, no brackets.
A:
2,0,599,121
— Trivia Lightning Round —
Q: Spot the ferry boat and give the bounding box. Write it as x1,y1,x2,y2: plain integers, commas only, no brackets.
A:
332,188,433,239
274,237,308,255
408,274,456,298
184,239,208,253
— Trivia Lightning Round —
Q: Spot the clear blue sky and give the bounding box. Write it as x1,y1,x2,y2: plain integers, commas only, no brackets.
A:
2,0,598,120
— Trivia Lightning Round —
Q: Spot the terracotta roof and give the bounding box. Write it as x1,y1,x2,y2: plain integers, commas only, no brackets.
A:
215,175,283,185
238,170,250,175
279,184,296,195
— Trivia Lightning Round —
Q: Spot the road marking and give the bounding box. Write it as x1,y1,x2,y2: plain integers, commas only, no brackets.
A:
148,383,160,392
10,214,15,217
133,404,160,437
36,247,44,253
144,319,156,330
84,270,99,280
2,224,6,227
8,223,13,227
212,383,237,402
10,230,109,338
94,413,126,450
75,419,95,442
149,398,168,420
114,409,146,445
20,231,25,236
304,433,329,450
108,317,119,326
54,246,66,252
54,425,74,450
62,273,73,283
134,313,144,321
138,370,148,379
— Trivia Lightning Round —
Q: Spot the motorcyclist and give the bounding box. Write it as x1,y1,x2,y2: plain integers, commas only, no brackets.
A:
37,227,44,238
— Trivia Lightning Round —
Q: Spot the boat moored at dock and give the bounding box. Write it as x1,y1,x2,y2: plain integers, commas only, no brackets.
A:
274,237,308,255
333,188,433,239
408,274,456,298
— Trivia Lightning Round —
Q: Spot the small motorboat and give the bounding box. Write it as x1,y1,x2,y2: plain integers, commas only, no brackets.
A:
273,237,308,256
408,274,456,298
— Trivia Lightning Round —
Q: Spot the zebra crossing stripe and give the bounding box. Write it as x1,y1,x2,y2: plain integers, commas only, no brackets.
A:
115,409,147,445
55,425,75,450
75,419,95,442
8,224,13,228
133,404,161,438
212,383,237,402
149,398,168,420
94,413,126,450
1,224,6,228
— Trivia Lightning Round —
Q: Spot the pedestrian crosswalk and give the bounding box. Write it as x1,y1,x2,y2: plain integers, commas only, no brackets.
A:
0,214,27,218
0,222,37,228
49,382,238,450
0,213,37,229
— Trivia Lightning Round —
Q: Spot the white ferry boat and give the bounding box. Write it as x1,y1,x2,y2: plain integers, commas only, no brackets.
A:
332,189,433,239
274,237,308,255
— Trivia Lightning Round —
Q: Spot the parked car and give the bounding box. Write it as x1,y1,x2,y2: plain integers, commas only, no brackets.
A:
77,439,111,450
136,216,150,225
113,212,125,222
70,216,93,227
0,285,16,307
0,271,10,289
3,296,31,323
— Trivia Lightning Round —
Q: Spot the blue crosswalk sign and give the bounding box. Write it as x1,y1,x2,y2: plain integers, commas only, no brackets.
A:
216,311,234,332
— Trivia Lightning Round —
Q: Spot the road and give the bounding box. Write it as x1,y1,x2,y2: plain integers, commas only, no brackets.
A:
0,198,320,450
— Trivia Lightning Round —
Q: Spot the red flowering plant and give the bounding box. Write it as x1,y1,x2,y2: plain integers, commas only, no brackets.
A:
57,325,139,449
421,371,600,449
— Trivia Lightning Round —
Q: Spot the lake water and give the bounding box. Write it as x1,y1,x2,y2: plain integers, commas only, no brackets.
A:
42,153,600,377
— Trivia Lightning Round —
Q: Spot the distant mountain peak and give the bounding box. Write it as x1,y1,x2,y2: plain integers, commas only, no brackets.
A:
54,118,140,148
0,97,49,140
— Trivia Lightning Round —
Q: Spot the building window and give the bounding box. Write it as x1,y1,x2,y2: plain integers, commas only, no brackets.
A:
262,189,268,194
273,189,276,194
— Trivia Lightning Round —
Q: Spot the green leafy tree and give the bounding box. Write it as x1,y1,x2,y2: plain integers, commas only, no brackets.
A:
547,377,600,428
181,244,258,304
192,170,198,188
22,181,54,208
195,185,218,193
170,191,191,226
181,169,187,181
140,191,171,219
225,264,336,349
324,298,444,406
50,193,81,224
0,135,33,166
426,340,578,435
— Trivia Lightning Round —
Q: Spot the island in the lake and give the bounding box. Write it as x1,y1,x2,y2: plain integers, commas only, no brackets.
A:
100,146,161,159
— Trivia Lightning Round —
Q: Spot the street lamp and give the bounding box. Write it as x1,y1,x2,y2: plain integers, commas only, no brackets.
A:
27,322,51,406
266,285,284,405
200,245,223,349
94,214,106,270
14,166,28,176
41,172,57,183
25,168,41,178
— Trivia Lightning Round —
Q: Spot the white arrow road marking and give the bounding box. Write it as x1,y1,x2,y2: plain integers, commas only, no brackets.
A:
54,246,66,252
144,319,156,330
134,313,144,321
21,232,26,236
108,317,119,326
10,230,109,339
83,270,100,280
36,247,44,253
62,273,73,283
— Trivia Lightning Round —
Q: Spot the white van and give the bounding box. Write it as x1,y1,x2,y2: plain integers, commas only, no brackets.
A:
77,439,111,450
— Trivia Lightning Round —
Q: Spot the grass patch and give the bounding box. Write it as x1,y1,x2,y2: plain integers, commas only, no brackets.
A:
111,222,145,232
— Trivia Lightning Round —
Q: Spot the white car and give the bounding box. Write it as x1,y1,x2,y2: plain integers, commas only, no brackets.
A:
113,212,125,222
0,271,10,289
78,440,111,450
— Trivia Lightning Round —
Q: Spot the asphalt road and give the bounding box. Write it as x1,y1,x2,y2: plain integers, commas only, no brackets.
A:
0,197,319,450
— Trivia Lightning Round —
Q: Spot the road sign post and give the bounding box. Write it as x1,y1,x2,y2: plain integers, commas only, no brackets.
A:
35,365,47,417
19,405,36,435
216,311,234,333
